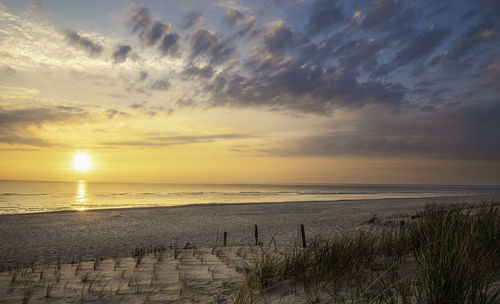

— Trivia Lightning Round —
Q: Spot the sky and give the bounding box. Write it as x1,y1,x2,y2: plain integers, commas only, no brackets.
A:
0,0,499,184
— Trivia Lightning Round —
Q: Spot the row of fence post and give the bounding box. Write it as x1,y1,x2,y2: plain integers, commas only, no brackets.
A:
222,223,307,248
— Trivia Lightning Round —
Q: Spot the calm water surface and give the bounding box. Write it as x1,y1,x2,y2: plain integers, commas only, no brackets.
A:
1,180,499,214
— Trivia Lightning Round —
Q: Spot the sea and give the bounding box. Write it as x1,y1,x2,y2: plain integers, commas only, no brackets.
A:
0,180,499,215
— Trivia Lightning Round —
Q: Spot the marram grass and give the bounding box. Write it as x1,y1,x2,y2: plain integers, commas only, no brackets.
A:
239,201,500,304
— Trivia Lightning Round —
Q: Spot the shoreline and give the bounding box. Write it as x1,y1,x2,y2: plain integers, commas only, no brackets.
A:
1,194,496,217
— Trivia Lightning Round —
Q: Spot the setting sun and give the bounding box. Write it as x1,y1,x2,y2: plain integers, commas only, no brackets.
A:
73,153,91,171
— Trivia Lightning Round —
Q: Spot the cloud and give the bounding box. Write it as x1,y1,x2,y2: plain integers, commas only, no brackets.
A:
159,33,180,56
0,106,88,147
0,65,16,75
130,101,147,109
360,0,403,29
180,11,202,29
306,0,345,36
334,38,385,71
148,22,170,46
127,3,180,56
0,106,87,127
127,3,152,36
271,102,500,160
426,4,451,19
263,20,294,58
182,65,214,79
394,27,450,66
128,4,168,45
26,3,44,16
203,60,405,115
102,133,256,147
139,71,148,81
190,29,235,64
224,9,247,26
106,109,128,119
0,134,52,147
112,45,132,64
222,9,257,38
432,21,499,71
191,29,219,58
62,29,103,58
151,80,170,90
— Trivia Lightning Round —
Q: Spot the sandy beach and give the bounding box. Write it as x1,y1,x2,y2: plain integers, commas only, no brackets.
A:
1,196,499,303
0,196,487,266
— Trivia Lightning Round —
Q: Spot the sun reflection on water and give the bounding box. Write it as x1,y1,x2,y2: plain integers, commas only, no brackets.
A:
75,180,87,211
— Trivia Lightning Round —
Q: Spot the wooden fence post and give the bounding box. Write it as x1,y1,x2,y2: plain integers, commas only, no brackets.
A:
255,224,259,246
301,224,306,248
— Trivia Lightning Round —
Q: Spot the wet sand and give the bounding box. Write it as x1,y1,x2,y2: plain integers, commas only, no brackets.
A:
0,196,488,266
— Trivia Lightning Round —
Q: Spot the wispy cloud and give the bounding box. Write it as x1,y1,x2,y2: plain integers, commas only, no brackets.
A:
102,133,257,147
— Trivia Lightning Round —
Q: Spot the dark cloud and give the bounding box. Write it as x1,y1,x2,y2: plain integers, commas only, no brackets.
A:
112,45,132,64
139,71,148,81
272,103,500,160
334,38,385,71
102,133,256,147
177,98,195,107
395,27,450,66
180,11,202,29
191,29,218,58
0,106,87,127
62,29,103,58
182,65,214,79
263,21,294,58
130,101,146,109
127,3,180,57
222,9,257,38
159,33,180,56
128,4,164,45
360,0,403,28
106,109,128,119
446,22,498,61
0,106,88,147
190,29,235,64
477,0,500,21
127,3,152,36
151,80,170,90
224,9,247,26
0,135,52,147
426,4,451,19
203,60,404,115
306,0,345,36
429,0,499,73
148,22,170,46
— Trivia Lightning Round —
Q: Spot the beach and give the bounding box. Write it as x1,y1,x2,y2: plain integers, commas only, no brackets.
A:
1,196,499,303
0,196,487,266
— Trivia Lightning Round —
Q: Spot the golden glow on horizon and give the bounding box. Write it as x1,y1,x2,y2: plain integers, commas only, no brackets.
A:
73,153,91,172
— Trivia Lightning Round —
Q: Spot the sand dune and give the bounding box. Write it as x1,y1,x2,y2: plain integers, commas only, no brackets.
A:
0,246,252,303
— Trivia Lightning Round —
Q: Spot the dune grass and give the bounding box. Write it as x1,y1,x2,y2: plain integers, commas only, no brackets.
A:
240,201,500,303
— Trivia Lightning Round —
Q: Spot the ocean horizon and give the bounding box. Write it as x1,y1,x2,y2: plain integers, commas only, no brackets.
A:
1,180,499,215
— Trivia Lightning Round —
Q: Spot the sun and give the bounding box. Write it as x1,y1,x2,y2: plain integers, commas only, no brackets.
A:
73,153,91,171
